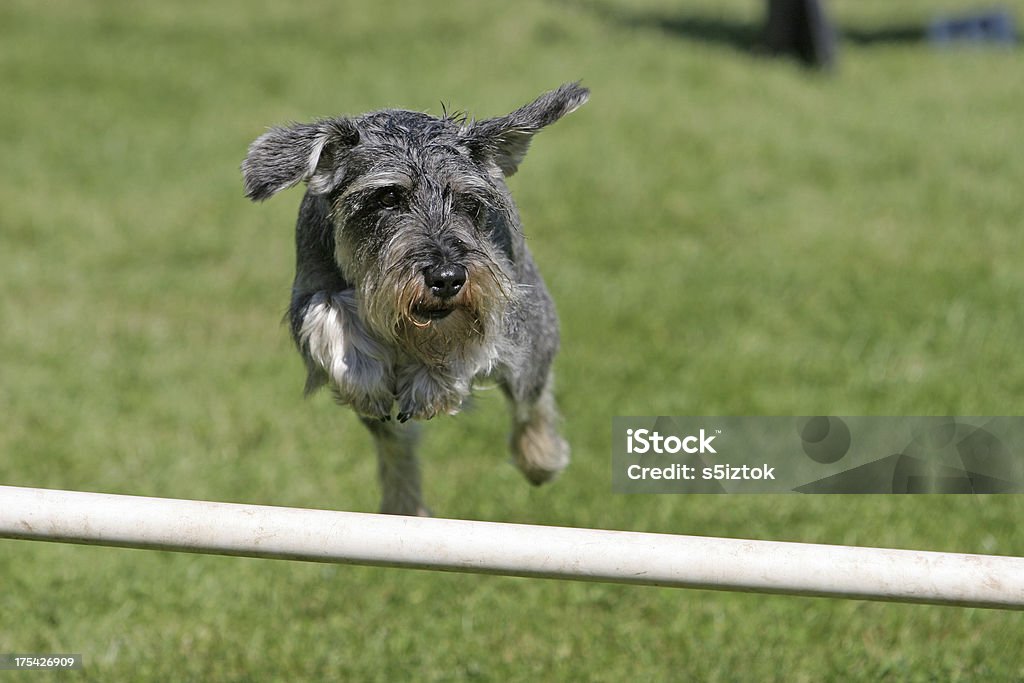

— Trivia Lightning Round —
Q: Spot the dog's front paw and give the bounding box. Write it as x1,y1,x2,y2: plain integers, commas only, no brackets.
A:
395,395,462,423
298,290,396,419
395,365,467,422
329,340,396,419
333,382,395,421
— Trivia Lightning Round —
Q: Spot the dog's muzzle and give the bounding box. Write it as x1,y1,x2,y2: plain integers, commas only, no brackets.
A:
408,262,468,323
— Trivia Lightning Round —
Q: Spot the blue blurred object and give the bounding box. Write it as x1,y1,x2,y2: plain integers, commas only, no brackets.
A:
928,9,1017,45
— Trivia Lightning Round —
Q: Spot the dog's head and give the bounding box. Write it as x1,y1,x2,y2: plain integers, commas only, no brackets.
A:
242,83,588,361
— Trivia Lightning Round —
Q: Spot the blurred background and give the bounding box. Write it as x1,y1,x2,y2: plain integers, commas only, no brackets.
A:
2,0,1022,679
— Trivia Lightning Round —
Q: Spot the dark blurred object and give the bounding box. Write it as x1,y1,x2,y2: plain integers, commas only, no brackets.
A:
764,0,838,68
928,10,1017,45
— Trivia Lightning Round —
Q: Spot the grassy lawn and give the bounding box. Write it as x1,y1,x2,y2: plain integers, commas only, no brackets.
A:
2,0,1023,679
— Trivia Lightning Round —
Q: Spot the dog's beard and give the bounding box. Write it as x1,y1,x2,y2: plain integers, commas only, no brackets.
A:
359,251,513,368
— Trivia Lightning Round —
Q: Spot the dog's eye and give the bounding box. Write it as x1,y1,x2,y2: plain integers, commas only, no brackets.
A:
454,193,482,217
376,188,401,210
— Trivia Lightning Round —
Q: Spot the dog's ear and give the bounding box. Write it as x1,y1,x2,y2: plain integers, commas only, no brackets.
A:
242,119,360,201
465,82,589,177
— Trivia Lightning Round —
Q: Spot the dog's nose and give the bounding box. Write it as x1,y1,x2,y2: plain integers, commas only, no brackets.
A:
425,264,467,299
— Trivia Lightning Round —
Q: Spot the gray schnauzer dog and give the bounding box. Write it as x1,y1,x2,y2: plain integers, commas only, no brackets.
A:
242,83,588,515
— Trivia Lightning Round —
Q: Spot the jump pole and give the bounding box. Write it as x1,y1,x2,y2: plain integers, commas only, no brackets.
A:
1,485,1022,610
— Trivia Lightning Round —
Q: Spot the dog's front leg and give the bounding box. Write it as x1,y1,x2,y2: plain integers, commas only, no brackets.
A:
296,290,396,420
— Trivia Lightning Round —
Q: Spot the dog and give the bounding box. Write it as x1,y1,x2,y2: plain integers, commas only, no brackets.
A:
242,82,588,515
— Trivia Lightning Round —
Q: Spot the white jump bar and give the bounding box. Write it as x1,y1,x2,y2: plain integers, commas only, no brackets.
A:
1,485,1021,609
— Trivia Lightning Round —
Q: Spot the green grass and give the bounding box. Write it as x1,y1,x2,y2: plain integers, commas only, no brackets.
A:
2,0,1024,679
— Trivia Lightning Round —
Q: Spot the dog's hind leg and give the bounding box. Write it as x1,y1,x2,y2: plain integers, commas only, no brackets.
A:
360,417,430,516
